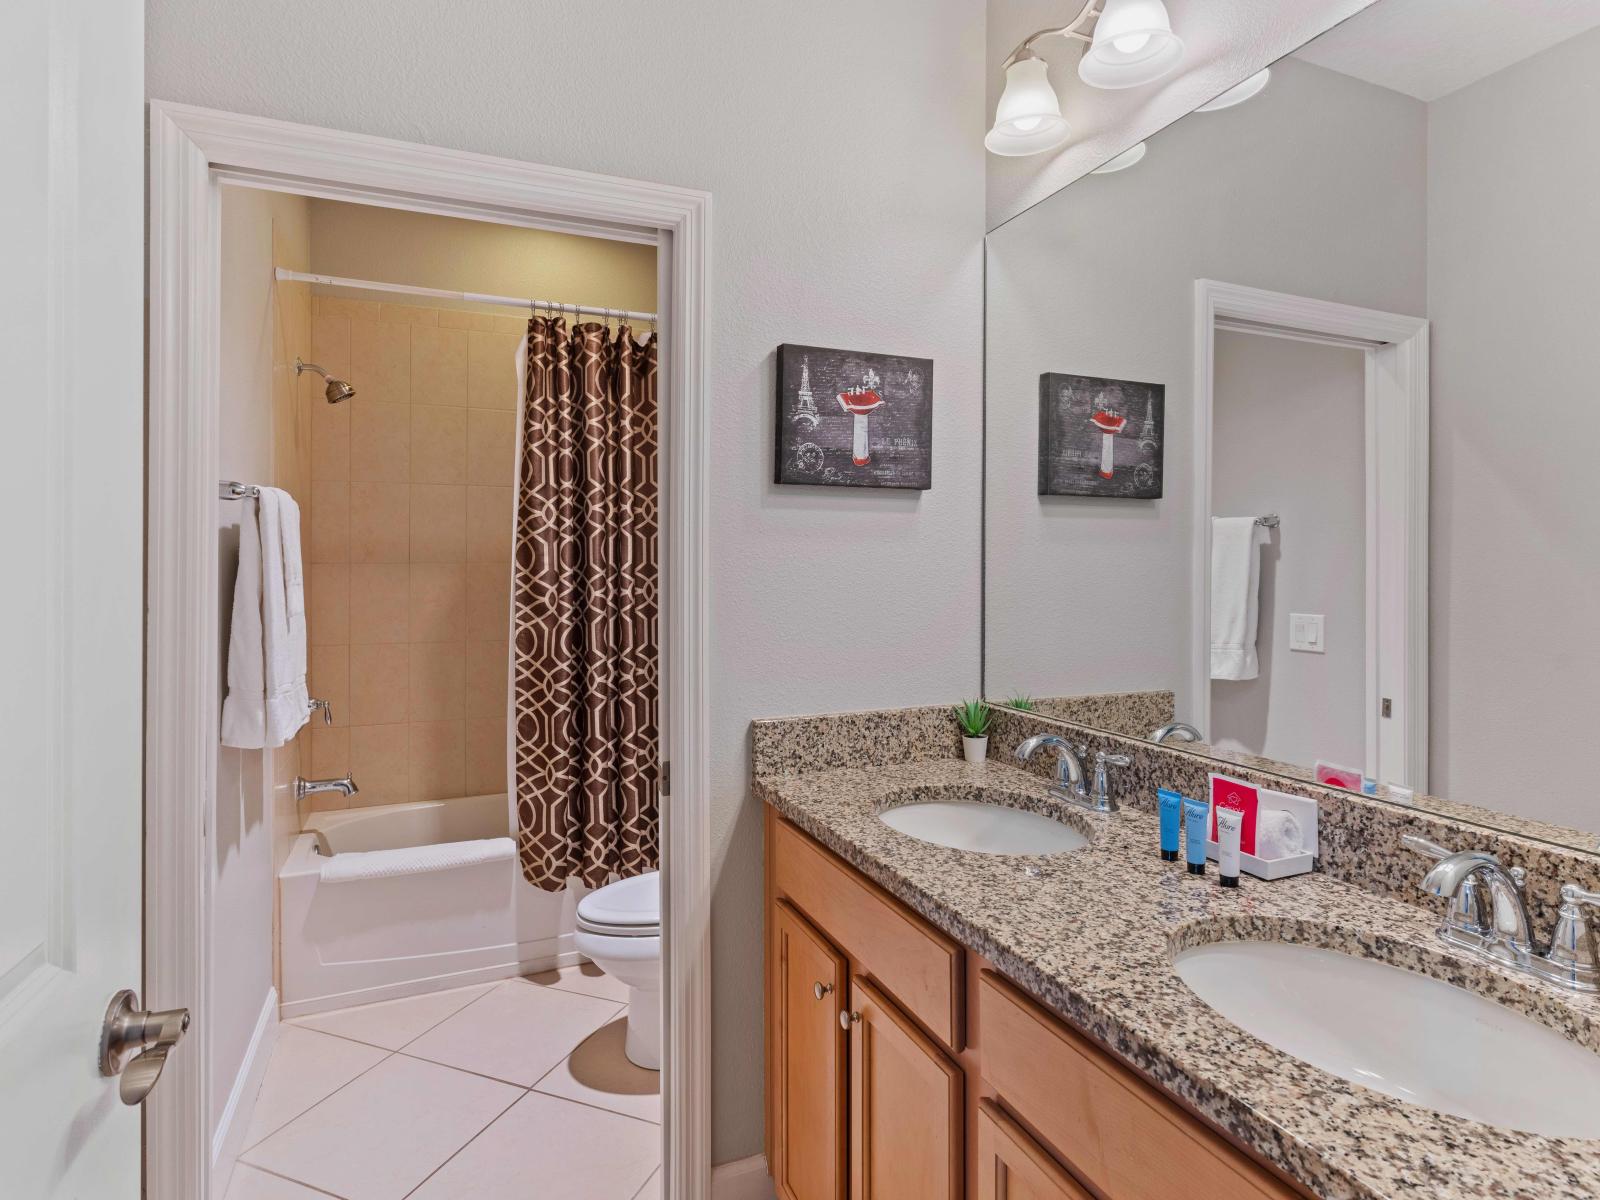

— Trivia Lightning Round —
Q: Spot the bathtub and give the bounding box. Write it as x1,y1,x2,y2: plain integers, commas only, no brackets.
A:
279,793,585,1017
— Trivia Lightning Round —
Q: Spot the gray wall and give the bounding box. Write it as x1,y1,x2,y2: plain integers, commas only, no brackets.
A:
1427,27,1600,826
985,58,1427,720
148,0,987,1162
1210,331,1367,769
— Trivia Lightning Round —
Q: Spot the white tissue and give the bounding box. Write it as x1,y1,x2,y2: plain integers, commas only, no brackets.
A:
1255,809,1304,860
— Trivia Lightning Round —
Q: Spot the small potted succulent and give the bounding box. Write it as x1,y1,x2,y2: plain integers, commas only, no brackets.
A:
953,699,992,765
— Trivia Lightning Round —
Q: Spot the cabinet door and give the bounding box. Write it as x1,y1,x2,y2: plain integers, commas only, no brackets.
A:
976,1100,1093,1200
773,900,849,1200
848,976,963,1200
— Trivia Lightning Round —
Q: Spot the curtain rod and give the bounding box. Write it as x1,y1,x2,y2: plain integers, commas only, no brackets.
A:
273,268,658,323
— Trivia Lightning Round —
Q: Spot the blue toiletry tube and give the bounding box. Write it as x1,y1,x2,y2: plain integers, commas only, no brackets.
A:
1158,789,1183,861
1183,796,1208,875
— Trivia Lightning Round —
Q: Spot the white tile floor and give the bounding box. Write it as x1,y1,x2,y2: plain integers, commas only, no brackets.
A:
229,966,660,1200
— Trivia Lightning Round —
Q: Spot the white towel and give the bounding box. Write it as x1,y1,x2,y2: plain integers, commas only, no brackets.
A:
221,488,310,749
1211,516,1271,681
319,837,515,884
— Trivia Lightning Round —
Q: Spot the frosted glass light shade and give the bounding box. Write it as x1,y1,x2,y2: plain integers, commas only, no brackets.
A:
1090,141,1147,174
1196,68,1271,112
1079,0,1185,90
985,58,1072,156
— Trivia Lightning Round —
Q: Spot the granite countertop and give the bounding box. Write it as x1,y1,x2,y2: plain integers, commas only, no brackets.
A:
755,757,1600,1200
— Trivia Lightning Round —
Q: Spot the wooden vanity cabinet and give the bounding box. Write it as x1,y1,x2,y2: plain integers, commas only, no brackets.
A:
975,1100,1093,1200
848,975,963,1200
771,900,848,1200
764,809,1310,1200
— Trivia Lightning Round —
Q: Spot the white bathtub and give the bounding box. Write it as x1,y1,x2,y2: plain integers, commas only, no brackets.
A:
279,793,585,1017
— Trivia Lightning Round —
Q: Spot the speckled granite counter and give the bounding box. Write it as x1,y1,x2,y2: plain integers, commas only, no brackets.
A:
755,756,1600,1200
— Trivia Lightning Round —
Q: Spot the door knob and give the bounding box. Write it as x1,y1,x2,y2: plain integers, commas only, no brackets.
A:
100,989,190,1106
839,1010,862,1030
813,981,834,1001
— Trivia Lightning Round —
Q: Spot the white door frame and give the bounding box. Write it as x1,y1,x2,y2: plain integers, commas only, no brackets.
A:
146,101,712,1199
1191,279,1429,789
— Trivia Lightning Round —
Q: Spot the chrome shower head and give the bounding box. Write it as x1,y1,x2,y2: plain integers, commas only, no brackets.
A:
295,357,356,404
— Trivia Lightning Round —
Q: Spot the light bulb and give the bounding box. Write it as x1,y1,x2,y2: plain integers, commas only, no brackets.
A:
1113,33,1151,55
1012,116,1043,132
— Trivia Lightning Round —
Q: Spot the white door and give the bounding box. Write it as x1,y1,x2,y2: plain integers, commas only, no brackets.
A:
0,0,151,1195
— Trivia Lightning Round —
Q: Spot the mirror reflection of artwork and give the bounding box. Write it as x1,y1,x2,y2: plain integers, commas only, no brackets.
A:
1038,373,1164,498
775,344,933,489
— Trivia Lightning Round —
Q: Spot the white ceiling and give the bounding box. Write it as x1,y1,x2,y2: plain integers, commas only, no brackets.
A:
1295,0,1600,101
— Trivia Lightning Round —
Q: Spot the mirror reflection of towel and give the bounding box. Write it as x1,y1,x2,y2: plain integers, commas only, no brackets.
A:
1211,516,1270,681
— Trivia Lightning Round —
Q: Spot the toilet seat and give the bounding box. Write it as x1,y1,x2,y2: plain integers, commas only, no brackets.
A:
577,870,659,937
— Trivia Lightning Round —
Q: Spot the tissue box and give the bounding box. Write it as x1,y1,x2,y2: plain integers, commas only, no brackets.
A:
1205,781,1317,880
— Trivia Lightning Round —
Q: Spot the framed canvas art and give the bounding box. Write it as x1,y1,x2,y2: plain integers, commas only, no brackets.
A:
775,344,933,489
1038,372,1164,498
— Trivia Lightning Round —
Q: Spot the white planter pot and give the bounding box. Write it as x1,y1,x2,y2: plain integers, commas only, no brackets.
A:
962,735,989,765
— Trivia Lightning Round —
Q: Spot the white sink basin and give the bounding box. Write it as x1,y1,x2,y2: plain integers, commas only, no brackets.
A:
878,800,1089,856
1175,940,1600,1138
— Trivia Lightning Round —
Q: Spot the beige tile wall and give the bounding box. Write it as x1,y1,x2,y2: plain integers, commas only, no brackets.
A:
303,295,523,810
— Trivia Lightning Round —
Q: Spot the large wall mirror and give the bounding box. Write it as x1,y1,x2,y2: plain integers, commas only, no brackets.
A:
983,0,1600,852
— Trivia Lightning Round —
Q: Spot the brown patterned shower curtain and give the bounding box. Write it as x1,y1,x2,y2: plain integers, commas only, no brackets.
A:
511,316,659,891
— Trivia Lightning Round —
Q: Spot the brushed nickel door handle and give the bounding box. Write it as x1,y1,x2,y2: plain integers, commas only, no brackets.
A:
813,981,834,1001
100,989,191,1105
839,1010,861,1031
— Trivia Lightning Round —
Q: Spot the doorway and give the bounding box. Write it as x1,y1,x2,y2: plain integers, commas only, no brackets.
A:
147,103,711,1200
1190,279,1429,790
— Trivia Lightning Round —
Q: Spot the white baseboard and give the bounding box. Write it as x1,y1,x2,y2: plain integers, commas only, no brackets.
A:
711,1154,775,1200
211,987,280,1198
278,948,584,1020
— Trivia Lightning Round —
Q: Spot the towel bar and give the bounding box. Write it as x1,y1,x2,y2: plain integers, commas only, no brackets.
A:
220,480,261,500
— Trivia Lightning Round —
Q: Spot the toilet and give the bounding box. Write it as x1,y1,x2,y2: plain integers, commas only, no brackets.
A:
573,870,661,1070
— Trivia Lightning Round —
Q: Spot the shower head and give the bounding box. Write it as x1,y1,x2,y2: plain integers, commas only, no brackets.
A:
295,357,356,404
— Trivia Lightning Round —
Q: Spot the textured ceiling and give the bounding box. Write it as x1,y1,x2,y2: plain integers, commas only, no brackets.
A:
1295,0,1600,101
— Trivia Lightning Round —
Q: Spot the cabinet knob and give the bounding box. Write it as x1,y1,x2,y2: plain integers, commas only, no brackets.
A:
839,1010,861,1031
813,981,834,1001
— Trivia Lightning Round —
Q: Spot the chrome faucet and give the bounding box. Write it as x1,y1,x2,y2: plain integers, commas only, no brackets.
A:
1014,734,1088,805
1403,834,1600,991
1087,750,1132,813
1150,721,1202,745
295,774,359,802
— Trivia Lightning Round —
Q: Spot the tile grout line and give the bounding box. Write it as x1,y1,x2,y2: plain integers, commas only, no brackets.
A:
396,1087,528,1200
285,978,503,1057
525,1081,664,1130
230,1162,350,1200
238,1046,396,1158
628,1166,663,1200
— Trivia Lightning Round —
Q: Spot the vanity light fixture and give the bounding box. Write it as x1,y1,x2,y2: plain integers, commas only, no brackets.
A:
1090,140,1146,173
987,0,1185,156
1195,68,1271,112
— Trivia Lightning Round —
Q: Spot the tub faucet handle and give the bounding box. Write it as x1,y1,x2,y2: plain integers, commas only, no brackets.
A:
309,697,333,725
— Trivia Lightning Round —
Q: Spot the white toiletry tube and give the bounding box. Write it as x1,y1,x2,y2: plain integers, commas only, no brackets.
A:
1216,806,1243,889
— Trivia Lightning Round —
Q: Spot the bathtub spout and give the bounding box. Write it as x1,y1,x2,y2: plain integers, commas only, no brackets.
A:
295,774,359,802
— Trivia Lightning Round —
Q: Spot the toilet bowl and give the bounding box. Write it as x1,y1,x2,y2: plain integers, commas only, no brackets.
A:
573,870,661,1070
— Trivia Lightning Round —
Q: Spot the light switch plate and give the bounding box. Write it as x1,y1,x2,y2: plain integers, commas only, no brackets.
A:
1289,612,1325,653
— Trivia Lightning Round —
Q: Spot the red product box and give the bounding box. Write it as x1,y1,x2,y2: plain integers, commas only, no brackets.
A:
1209,774,1260,856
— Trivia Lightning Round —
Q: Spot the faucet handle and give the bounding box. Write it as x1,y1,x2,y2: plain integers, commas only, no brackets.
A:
1546,884,1600,987
1563,883,1600,908
1095,750,1132,768
308,697,333,726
